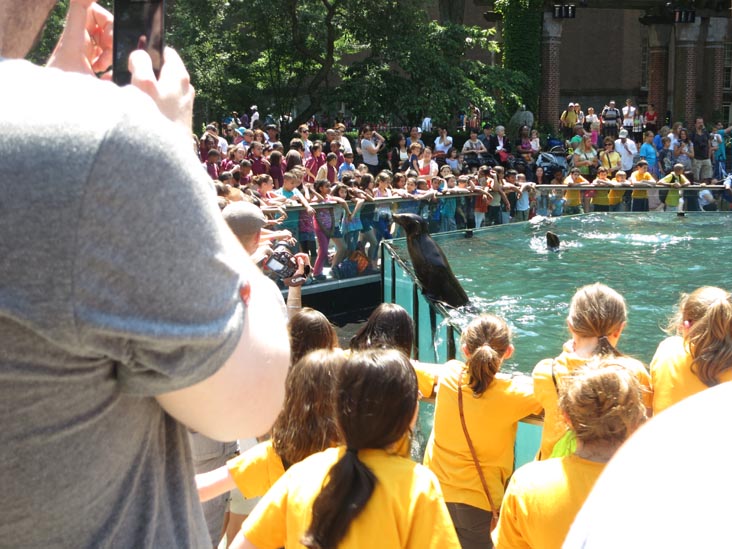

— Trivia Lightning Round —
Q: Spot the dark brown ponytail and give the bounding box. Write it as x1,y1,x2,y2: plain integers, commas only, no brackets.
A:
301,449,376,549
301,349,418,548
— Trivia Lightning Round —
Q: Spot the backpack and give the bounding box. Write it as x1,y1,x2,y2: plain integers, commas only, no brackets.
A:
332,259,358,279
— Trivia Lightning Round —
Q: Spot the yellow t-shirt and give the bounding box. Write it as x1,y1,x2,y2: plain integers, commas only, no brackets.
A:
492,455,605,549
227,440,285,499
630,171,655,198
561,109,578,128
590,187,610,206
562,176,585,207
657,172,689,207
533,343,652,460
650,335,732,415
608,179,625,205
241,447,460,549
412,360,438,399
599,150,621,173
423,360,541,511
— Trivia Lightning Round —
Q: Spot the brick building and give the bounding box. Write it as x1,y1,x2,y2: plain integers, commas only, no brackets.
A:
466,1,732,130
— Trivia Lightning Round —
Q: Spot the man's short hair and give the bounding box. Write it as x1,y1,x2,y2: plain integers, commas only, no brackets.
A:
223,202,268,238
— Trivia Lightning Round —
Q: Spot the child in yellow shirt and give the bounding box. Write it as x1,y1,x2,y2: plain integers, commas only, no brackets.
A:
494,359,647,549
424,314,541,548
532,283,652,459
651,286,732,415
628,159,656,211
195,350,342,505
233,349,460,549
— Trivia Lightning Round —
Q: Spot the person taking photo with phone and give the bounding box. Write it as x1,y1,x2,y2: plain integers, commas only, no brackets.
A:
0,1,290,546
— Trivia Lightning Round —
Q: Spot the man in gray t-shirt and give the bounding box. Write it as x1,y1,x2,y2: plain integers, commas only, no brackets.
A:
0,1,289,547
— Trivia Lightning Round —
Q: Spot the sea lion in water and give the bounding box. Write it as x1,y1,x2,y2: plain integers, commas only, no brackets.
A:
546,231,561,251
393,213,469,308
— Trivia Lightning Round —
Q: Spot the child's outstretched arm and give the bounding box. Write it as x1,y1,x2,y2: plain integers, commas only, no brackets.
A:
195,464,236,502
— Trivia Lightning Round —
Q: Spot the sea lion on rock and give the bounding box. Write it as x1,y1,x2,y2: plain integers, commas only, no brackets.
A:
546,231,561,251
393,213,469,308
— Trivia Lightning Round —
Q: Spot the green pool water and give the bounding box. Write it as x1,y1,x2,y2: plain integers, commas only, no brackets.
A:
386,212,732,373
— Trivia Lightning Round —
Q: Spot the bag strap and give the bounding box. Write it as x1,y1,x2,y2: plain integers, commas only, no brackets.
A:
551,360,560,393
457,372,499,522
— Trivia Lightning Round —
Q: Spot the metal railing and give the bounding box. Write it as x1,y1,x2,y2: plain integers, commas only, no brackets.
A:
261,185,726,215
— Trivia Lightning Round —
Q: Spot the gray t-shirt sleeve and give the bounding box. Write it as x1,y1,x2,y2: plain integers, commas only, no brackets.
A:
73,94,247,396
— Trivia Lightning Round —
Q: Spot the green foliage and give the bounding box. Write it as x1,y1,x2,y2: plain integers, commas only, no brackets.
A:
166,0,253,126
337,18,526,130
494,0,543,113
467,64,533,125
25,0,536,132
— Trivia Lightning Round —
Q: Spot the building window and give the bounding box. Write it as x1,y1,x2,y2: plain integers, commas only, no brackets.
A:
724,43,732,91
724,102,731,125
640,37,648,90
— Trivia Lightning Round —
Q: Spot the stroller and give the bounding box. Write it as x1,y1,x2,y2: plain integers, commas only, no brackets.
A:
536,145,568,179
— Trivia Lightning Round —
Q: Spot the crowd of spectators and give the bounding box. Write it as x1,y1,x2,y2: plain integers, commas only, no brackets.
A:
204,107,732,283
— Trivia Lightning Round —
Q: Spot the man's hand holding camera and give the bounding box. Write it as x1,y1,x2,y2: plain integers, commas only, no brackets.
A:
282,253,312,288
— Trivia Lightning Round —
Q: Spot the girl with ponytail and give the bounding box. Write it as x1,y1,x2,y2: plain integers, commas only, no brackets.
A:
651,286,732,415
232,349,460,549
424,314,541,549
494,359,647,549
532,283,652,460
195,349,342,508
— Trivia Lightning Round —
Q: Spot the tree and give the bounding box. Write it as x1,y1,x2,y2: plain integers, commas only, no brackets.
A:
494,0,543,113
166,0,257,128
230,0,532,132
26,0,535,132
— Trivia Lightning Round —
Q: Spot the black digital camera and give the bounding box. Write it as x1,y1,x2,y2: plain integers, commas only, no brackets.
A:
265,245,299,279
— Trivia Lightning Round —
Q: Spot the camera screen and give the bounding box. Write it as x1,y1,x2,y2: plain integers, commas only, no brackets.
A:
113,0,165,86
266,258,286,272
